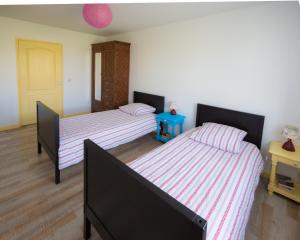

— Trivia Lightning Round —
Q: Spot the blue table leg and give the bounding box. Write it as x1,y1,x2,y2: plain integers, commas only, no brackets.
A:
156,121,161,140
180,123,183,134
171,124,175,138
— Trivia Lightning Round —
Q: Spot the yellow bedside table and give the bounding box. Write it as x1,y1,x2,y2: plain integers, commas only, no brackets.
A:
268,141,300,203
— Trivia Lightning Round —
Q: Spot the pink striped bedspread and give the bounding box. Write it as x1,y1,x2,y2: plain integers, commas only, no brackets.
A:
59,110,156,170
129,128,263,240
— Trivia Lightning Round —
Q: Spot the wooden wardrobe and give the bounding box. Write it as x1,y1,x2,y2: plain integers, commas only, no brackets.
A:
91,41,130,112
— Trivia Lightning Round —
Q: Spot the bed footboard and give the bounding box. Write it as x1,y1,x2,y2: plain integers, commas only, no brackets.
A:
83,139,207,240
36,101,60,184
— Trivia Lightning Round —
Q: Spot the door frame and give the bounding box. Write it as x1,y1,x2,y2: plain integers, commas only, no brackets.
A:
16,38,64,126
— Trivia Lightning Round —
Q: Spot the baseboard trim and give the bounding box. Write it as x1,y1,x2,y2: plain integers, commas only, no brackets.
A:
0,124,20,132
0,113,90,131
63,112,90,118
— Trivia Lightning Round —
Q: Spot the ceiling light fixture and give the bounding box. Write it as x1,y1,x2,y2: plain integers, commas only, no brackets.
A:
82,4,112,29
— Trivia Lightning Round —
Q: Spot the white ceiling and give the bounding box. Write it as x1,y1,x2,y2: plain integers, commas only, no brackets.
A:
0,3,264,36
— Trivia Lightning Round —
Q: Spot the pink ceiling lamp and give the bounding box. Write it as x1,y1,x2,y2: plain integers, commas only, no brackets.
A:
82,4,112,29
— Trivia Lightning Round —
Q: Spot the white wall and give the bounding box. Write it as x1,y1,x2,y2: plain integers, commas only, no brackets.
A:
0,16,105,127
1,3,300,174
108,2,300,164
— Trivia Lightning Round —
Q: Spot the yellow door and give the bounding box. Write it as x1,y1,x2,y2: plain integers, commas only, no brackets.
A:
17,39,63,125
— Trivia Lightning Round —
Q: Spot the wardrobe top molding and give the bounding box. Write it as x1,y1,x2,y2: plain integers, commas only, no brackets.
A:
92,40,131,51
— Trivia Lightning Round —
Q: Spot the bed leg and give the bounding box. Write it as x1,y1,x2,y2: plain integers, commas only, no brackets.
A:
84,216,91,239
55,168,60,184
38,142,42,154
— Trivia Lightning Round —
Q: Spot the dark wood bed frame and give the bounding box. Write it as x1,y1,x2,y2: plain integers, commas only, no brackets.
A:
36,91,165,184
83,103,265,240
196,104,265,149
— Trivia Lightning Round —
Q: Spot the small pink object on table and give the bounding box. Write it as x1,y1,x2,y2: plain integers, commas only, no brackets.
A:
282,139,296,152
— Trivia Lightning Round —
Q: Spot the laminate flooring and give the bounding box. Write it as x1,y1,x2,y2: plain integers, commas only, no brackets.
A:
0,125,299,240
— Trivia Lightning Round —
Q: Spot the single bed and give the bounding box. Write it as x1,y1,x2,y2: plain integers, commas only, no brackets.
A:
83,104,265,240
37,91,165,184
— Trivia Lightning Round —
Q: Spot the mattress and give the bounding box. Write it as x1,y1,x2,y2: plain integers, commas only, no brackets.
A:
59,110,156,170
129,128,263,240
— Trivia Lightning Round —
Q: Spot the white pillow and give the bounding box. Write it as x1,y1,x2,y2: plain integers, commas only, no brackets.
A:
119,103,156,116
190,122,247,154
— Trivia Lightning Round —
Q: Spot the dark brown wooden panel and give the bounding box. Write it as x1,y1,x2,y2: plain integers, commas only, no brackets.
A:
91,41,130,112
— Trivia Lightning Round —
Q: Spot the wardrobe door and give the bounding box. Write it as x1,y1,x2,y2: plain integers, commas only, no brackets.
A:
101,49,115,110
91,49,101,112
113,43,130,108
91,45,114,112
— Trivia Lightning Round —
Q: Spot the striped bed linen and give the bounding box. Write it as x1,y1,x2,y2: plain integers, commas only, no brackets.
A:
190,123,247,154
129,128,263,240
59,110,156,170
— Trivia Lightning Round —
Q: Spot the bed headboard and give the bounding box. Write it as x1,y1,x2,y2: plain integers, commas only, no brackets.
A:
133,91,165,114
196,104,265,149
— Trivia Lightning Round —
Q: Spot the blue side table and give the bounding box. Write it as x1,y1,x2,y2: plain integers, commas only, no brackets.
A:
156,112,186,143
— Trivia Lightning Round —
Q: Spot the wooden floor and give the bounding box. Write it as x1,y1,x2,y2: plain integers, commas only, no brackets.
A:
0,125,299,240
